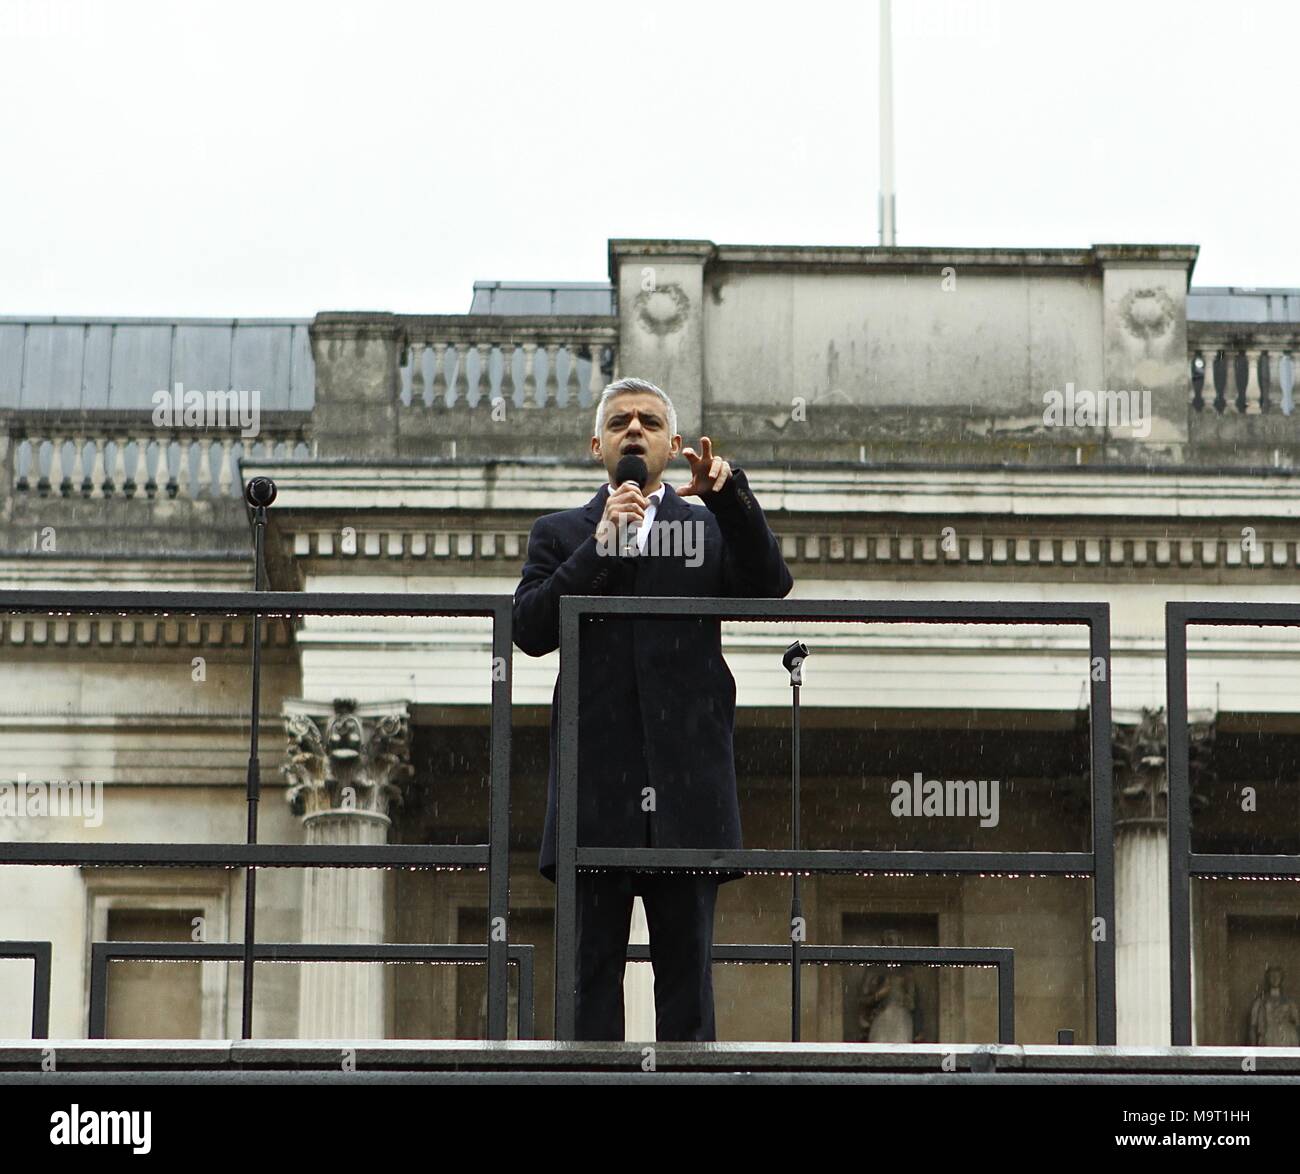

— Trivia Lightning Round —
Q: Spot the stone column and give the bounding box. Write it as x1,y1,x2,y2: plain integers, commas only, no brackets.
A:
624,896,655,1040
1113,707,1170,1045
281,698,413,1040
1112,706,1214,1045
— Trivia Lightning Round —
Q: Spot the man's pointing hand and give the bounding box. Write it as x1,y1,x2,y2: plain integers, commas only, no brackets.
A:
676,436,732,498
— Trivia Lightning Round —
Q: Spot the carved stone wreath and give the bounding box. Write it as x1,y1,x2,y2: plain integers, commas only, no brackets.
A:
634,282,690,336
1120,287,1175,340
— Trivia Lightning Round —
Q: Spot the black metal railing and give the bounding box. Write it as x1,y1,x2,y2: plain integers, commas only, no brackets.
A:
89,943,535,1040
625,944,1017,1043
0,941,51,1038
555,596,1117,1045
1165,600,1300,1046
1,590,1136,1045
0,590,515,1040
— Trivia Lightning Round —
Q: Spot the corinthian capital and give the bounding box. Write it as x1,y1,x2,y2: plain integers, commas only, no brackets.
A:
281,698,414,820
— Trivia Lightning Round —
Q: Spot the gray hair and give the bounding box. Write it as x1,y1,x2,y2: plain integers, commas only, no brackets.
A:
592,377,678,439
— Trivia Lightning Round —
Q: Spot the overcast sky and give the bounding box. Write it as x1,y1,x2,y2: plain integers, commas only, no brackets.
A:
1,0,1295,317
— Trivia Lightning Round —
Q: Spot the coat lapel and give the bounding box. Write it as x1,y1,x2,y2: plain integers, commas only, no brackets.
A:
582,484,610,523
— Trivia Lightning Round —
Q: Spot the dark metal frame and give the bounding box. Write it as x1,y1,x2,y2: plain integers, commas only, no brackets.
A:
556,596,1116,1044
625,943,1016,1043
0,590,514,1039
89,942,535,1040
0,941,52,1038
1165,600,1300,1045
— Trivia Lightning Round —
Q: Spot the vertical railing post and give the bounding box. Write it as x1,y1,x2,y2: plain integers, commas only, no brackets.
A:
1089,606,1117,1045
486,601,514,1039
554,599,581,1040
1165,605,1193,1045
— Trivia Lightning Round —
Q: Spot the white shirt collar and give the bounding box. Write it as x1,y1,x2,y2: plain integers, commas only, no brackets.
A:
608,482,666,502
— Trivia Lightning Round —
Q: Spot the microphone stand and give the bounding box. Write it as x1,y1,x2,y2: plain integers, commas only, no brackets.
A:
783,641,809,1041
241,476,277,1039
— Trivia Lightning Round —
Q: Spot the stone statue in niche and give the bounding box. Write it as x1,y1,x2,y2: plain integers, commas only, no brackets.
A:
1248,965,1300,1047
857,929,922,1043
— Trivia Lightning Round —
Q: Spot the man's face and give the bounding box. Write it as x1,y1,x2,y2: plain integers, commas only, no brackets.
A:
591,391,681,487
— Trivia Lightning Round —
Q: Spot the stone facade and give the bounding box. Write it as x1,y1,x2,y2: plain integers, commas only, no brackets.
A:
1,238,1299,1045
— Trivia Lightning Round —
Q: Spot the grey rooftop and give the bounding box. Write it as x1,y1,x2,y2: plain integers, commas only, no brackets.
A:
0,317,314,412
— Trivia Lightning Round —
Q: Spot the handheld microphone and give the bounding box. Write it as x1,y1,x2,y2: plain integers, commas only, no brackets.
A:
613,454,649,557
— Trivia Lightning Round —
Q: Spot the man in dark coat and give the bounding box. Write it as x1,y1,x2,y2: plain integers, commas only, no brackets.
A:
512,377,793,1041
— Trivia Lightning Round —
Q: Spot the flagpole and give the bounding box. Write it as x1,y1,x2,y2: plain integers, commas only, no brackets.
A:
878,0,897,246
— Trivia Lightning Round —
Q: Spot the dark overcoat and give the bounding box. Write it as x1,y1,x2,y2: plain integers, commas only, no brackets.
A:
512,467,794,882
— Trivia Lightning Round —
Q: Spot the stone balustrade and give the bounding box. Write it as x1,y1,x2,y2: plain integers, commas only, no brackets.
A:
398,316,619,413
7,411,314,499
1189,324,1300,416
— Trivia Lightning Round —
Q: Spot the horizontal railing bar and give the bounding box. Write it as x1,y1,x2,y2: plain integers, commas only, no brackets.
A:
562,596,1107,623
625,944,1012,964
0,843,488,867
0,590,511,616
576,848,1094,874
1189,853,1300,876
1169,602,1300,625
92,943,533,962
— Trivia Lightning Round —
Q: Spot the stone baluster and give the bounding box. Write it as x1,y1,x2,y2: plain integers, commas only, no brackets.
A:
540,342,560,409
160,438,177,497
473,342,491,408
430,343,449,408
175,436,192,498
452,342,471,407
520,343,539,409
143,438,159,497
564,341,582,407
1190,351,1206,412
587,340,605,402
217,437,234,496
1280,351,1296,416
1242,348,1263,415
408,342,425,407
47,439,65,499
108,436,128,497
87,437,106,497
1233,350,1250,414
499,343,516,410
195,437,214,497
1210,349,1227,413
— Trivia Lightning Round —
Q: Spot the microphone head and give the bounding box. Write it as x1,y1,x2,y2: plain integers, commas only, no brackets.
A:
614,454,648,488
244,477,278,509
